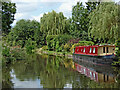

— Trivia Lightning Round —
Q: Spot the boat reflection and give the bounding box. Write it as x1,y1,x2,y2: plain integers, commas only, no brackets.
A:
73,60,117,83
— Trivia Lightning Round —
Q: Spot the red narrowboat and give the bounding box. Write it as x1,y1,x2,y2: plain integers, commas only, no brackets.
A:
73,45,115,58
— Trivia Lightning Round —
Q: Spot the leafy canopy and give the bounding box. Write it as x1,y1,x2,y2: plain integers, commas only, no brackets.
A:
40,10,69,36
2,1,16,35
88,2,119,43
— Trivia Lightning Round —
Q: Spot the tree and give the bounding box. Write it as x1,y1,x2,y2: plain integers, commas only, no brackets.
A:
88,2,119,43
40,10,69,36
2,1,16,35
69,2,90,40
86,1,100,13
7,19,42,47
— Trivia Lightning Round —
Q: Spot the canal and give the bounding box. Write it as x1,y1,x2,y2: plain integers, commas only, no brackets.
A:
2,54,120,88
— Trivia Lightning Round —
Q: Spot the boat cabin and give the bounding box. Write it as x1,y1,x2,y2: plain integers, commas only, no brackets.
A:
74,45,115,56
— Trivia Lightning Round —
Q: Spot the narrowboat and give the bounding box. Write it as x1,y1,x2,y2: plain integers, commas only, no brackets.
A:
73,45,115,65
74,45,115,58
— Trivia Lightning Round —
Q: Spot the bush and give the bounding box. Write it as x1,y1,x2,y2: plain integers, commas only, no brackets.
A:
42,45,48,50
68,38,80,45
56,41,60,52
64,43,71,52
112,38,120,66
17,40,24,47
25,39,37,54
46,35,58,50
46,34,73,51
78,41,94,46
56,34,73,45
2,46,11,57
115,38,120,57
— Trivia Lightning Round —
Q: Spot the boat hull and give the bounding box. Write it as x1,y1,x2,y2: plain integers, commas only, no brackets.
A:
73,53,114,65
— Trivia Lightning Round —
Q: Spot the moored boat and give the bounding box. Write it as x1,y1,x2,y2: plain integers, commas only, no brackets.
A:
73,45,115,58
73,45,115,65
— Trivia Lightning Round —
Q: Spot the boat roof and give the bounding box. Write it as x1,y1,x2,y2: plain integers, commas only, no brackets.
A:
76,45,115,48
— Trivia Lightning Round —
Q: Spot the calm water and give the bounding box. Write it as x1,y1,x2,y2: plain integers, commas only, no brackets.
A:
2,54,120,88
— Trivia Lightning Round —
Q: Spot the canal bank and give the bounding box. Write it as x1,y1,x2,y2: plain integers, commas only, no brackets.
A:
36,48,117,66
36,49,73,59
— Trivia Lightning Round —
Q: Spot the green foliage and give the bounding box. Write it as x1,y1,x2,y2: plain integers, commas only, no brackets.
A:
115,39,120,58
55,41,60,52
112,38,120,66
69,2,100,41
7,19,43,48
78,41,94,45
42,45,48,50
2,46,10,57
64,43,71,52
40,10,69,37
34,24,45,47
46,35,57,50
69,2,89,40
88,2,119,43
2,1,16,35
2,42,27,65
46,35,73,52
25,38,37,54
86,1,100,13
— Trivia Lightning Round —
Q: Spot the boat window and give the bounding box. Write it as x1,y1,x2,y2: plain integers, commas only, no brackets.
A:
106,47,109,53
83,48,85,53
103,47,105,53
89,48,92,53
93,48,95,53
81,49,82,52
77,49,79,52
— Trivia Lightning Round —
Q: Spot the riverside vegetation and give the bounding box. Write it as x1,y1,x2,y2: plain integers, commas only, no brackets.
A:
1,1,120,67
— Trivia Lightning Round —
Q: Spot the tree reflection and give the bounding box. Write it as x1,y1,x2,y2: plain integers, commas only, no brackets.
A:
2,66,13,89
2,54,120,88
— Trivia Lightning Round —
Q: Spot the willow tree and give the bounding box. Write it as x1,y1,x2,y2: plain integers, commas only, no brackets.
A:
88,2,119,43
40,10,68,36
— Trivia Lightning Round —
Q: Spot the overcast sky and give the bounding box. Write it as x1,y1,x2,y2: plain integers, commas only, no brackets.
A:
11,0,120,26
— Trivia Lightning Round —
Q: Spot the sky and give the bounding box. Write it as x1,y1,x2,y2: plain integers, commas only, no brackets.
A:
11,0,120,26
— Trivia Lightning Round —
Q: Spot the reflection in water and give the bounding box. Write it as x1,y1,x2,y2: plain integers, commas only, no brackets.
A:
10,69,43,88
2,54,120,88
74,63,116,83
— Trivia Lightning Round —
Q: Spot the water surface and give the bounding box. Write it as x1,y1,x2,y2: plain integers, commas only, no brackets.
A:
2,54,120,88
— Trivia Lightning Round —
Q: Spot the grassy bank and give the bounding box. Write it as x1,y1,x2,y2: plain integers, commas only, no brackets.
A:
37,49,73,59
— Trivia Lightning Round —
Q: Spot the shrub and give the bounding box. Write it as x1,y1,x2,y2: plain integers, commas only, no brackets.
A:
25,39,37,54
46,34,73,51
64,43,71,52
115,38,120,57
46,35,58,50
17,40,24,47
78,41,94,46
56,41,60,52
112,38,120,66
42,45,48,50
68,38,80,45
55,34,73,45
2,46,11,57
